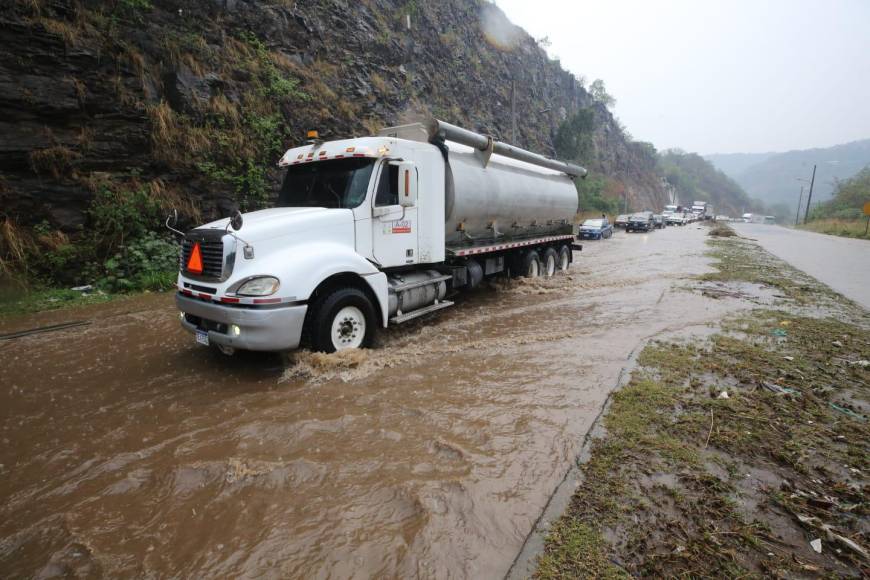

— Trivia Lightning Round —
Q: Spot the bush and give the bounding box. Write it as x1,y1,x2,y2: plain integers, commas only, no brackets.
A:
576,175,621,215
98,232,179,292
88,185,164,252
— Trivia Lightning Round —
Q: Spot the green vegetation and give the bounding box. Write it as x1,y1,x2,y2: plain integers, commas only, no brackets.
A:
799,218,870,240
0,181,180,316
100,232,178,293
536,234,869,578
555,110,622,215
801,166,870,239
2,8,313,299
575,175,621,215
0,287,116,318
659,150,758,216
588,79,615,109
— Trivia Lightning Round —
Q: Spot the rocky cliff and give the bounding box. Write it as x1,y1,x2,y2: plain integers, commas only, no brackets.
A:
1,0,668,254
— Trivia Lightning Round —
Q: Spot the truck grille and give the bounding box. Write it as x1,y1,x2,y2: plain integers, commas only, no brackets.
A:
181,231,226,280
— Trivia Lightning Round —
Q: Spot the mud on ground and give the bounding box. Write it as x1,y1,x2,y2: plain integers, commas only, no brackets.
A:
535,231,869,578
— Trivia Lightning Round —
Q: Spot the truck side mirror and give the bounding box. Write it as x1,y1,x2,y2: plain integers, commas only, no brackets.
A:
397,161,417,207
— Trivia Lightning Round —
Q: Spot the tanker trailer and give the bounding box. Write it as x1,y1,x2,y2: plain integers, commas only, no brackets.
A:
174,119,587,354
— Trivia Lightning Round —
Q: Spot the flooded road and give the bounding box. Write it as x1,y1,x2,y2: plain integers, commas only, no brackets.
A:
2,225,738,578
733,222,870,310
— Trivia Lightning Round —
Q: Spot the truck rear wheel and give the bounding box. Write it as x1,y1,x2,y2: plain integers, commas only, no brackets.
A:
309,287,376,353
557,245,571,272
542,247,558,277
521,251,541,278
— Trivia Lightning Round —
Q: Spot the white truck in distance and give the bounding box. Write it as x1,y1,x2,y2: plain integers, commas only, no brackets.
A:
175,120,587,353
691,200,712,220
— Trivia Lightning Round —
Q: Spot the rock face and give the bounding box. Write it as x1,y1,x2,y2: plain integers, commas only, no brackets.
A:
0,0,668,235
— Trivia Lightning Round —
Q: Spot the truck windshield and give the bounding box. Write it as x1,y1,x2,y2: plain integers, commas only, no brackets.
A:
277,158,375,209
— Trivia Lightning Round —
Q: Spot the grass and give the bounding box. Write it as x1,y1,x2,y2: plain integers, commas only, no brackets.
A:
535,235,869,578
699,236,844,304
0,287,116,318
798,217,870,240
28,145,80,179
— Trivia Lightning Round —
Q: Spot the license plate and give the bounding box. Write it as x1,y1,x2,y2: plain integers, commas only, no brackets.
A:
195,329,209,346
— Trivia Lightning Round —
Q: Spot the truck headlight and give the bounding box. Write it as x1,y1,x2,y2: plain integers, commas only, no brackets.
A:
235,276,280,296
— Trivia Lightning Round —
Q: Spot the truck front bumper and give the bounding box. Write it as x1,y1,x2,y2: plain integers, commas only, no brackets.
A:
176,293,307,352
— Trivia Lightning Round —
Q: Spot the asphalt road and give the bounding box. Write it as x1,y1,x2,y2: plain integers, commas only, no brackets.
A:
733,223,870,310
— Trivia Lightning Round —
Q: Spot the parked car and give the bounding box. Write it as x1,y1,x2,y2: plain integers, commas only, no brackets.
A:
653,214,666,229
579,217,613,240
666,213,686,226
626,212,654,232
614,214,629,228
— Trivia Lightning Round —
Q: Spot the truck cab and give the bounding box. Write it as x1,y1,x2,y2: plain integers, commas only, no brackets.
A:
176,136,444,354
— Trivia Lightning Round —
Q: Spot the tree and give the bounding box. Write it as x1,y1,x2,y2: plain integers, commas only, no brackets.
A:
589,79,615,109
554,109,596,162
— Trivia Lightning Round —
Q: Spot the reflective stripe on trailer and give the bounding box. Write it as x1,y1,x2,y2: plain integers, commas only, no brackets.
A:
452,235,575,257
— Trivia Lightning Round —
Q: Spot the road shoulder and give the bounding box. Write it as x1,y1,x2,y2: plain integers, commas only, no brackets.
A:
531,227,870,577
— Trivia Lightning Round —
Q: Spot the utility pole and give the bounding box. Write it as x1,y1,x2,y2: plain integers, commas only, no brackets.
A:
794,186,804,225
803,165,817,223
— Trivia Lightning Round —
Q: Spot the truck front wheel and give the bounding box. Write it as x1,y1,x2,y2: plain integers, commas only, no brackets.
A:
309,287,376,353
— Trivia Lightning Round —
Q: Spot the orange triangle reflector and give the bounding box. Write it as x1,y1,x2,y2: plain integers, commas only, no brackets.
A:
187,242,203,274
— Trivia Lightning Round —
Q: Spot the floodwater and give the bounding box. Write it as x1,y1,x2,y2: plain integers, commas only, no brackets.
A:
1,226,740,578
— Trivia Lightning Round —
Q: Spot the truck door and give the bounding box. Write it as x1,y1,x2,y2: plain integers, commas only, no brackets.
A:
371,160,418,267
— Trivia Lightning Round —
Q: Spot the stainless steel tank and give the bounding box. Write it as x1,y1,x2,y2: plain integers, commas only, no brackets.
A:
379,119,585,246
443,148,579,245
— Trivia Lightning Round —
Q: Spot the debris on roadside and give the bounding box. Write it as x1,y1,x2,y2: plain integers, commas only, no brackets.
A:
761,381,799,396
828,402,865,421
798,515,870,562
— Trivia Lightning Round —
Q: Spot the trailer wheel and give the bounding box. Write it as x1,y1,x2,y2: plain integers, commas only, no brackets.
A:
557,245,571,272
308,287,376,353
542,247,558,277
521,251,541,278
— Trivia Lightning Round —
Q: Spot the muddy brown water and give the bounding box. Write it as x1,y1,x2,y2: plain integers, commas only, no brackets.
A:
1,226,744,578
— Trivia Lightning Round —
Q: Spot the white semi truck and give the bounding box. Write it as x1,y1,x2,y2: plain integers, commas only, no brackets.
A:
691,200,713,220
174,120,587,353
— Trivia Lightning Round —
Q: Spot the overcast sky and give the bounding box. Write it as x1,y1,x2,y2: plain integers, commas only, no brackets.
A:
494,0,870,155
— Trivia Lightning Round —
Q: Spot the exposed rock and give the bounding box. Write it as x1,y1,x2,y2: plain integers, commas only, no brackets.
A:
0,0,668,235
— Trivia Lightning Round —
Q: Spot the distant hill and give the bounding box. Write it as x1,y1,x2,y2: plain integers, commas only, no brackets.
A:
659,150,759,216
704,152,775,176
706,139,870,212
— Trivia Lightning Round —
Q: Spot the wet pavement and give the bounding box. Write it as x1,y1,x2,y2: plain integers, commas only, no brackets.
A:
733,223,870,310
2,225,743,578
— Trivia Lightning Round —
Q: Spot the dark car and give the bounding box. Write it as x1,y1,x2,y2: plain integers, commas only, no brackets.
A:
579,218,613,240
653,214,666,229
626,211,654,233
